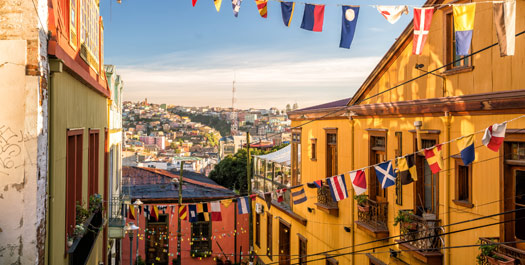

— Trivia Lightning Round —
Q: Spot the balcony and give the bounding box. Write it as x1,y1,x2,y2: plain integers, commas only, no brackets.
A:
315,185,338,216
355,199,389,239
396,213,444,265
108,195,126,239
478,237,525,264
68,209,103,265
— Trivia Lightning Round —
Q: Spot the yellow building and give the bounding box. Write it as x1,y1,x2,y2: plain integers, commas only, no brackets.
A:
253,0,525,264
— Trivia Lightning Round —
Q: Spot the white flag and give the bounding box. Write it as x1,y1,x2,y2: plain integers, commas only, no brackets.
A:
376,5,409,24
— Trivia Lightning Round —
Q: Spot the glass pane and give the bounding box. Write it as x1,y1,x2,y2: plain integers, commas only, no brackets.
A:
515,170,525,205
516,205,525,240
424,160,433,212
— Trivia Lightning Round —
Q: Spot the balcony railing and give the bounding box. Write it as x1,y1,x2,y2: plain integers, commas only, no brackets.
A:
357,199,388,230
315,185,338,216
479,237,525,264
108,195,126,238
68,209,103,265
399,213,443,251
253,174,292,210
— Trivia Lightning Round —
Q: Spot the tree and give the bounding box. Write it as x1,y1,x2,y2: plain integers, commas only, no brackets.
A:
292,103,298,110
208,145,288,194
285,104,291,112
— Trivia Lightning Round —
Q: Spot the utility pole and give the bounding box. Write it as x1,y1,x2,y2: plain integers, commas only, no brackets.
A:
246,132,253,262
177,161,184,265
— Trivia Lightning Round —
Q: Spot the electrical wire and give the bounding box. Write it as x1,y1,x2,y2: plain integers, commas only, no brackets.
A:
271,214,525,265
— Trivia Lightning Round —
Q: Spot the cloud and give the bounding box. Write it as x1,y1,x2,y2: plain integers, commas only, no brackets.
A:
118,52,380,109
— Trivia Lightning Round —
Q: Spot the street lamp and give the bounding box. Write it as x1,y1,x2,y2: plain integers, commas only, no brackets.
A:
133,199,144,264
124,222,139,265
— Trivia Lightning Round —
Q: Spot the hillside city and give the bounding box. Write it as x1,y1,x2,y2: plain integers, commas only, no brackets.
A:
3,1,525,265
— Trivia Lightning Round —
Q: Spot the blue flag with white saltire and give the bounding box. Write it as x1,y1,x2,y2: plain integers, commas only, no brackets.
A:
374,160,397,189
238,196,250,214
340,6,359,49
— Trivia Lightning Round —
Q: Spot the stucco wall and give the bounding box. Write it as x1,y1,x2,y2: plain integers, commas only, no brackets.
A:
0,0,49,263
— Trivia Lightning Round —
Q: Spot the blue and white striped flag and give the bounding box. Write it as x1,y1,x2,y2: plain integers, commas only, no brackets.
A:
238,196,250,214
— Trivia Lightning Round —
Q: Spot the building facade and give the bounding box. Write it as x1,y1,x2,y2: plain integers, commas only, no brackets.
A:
121,167,250,265
254,0,525,264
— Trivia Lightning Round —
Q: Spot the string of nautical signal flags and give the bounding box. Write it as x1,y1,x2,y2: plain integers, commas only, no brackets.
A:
187,0,517,55
124,116,524,230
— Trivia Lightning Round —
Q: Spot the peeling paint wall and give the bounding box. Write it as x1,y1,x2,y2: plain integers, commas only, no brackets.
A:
0,0,49,264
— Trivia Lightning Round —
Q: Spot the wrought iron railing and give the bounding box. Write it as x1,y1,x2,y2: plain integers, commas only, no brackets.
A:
108,195,125,228
317,185,338,209
253,174,293,210
68,208,103,265
400,213,443,252
479,237,525,264
357,199,388,230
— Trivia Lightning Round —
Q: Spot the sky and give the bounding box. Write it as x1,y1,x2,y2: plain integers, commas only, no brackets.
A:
100,0,424,109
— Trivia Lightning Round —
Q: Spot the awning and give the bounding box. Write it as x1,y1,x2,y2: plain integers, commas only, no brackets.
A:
254,145,298,166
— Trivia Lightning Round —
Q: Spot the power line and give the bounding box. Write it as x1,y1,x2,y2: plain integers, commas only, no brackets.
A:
267,207,525,264
284,215,525,265
249,29,525,147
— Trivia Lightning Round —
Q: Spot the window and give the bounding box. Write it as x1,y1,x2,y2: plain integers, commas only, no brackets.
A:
256,213,261,247
395,132,403,205
292,129,301,185
414,136,440,216
69,0,77,47
66,129,83,244
368,130,387,202
310,138,317,161
88,129,100,197
325,128,338,177
445,10,470,70
79,0,101,70
454,158,473,208
298,235,307,265
191,221,211,253
267,213,273,260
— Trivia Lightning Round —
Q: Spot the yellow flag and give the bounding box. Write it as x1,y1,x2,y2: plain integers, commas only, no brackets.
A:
453,3,476,31
214,0,222,12
221,199,233,208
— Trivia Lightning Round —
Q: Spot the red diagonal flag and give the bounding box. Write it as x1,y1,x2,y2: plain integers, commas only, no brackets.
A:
413,7,434,55
192,0,197,6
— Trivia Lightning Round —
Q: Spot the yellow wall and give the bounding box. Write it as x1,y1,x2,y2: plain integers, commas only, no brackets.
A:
48,70,108,265
359,0,525,105
254,1,525,263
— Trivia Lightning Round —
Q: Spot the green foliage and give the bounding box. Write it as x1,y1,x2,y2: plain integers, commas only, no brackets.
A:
89,194,103,213
209,146,284,194
76,202,89,226
137,255,146,265
354,194,368,206
393,210,413,226
171,110,230,137
477,243,498,264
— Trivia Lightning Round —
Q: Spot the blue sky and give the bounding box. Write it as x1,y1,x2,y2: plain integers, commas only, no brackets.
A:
100,0,424,109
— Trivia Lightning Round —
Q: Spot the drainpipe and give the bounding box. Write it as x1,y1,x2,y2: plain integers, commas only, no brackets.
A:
349,115,356,265
444,112,451,265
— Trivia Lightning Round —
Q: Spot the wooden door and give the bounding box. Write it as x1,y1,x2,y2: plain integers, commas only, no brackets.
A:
512,167,525,249
146,215,169,265
414,139,439,216
279,221,290,265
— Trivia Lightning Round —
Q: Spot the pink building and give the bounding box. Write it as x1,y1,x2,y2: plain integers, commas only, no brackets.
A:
140,136,166,150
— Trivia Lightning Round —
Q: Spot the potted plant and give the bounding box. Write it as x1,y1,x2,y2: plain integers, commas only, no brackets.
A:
354,194,369,212
477,244,516,265
89,194,103,213
393,210,416,232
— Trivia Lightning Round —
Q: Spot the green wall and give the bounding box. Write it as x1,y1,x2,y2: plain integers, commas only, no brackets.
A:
48,71,108,265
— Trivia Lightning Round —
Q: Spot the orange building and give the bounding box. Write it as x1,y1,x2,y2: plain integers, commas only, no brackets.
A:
121,167,250,265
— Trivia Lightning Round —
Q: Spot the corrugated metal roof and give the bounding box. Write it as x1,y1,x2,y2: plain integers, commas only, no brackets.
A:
122,167,235,201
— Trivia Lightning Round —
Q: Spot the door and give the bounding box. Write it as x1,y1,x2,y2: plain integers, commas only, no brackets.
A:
371,151,387,202
146,215,169,265
415,139,439,216
279,221,290,265
513,167,525,249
